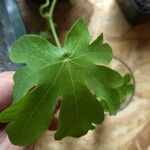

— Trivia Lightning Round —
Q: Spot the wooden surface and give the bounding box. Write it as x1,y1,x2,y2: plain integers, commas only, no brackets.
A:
18,0,150,149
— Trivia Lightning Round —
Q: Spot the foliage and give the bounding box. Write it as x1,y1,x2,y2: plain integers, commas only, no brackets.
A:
0,0,134,147
0,20,132,146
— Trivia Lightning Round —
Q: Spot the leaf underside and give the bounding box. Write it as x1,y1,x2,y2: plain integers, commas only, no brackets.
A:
0,19,132,146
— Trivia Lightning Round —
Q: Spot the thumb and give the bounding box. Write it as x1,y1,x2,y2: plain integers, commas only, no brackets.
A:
0,72,14,112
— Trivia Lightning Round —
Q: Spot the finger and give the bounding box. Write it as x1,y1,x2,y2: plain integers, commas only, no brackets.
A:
26,145,34,150
49,116,58,131
0,71,14,112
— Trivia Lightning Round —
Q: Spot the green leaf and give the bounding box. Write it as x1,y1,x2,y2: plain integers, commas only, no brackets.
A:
118,74,134,103
0,19,125,146
13,66,36,102
88,34,113,65
0,86,57,145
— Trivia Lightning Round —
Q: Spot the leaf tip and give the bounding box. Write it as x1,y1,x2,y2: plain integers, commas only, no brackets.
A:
54,133,62,141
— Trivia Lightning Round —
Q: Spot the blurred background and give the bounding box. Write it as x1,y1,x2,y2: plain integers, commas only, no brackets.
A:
0,0,150,149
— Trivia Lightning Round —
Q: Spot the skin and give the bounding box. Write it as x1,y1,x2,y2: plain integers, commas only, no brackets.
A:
0,72,57,150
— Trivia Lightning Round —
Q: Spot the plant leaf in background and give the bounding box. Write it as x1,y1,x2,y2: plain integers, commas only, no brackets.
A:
0,19,131,146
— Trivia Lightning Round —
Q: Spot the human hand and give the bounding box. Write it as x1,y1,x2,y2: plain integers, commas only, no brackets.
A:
0,72,58,150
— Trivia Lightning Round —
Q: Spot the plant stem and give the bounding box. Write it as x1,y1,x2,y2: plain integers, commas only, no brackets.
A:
48,19,61,48
40,0,61,48
48,0,61,48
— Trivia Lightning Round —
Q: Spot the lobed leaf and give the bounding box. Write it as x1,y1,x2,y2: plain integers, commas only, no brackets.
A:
0,19,131,146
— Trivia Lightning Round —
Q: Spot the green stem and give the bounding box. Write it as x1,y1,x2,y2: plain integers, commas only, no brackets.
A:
40,0,61,48
48,19,61,48
48,0,61,48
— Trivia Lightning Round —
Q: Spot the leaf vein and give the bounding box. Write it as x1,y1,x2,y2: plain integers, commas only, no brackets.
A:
67,63,80,120
19,62,65,136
